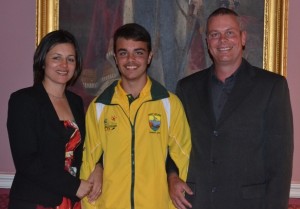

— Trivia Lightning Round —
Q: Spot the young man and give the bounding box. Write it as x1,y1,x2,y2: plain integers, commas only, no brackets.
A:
168,7,293,209
80,23,191,209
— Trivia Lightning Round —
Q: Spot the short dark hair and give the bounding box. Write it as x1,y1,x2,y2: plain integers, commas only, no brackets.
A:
206,7,244,33
113,23,152,53
33,30,82,86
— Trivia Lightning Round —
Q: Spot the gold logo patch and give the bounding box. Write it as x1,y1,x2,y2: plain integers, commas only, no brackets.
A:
148,113,161,132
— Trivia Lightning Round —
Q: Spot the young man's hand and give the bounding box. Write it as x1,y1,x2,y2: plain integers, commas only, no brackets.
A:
168,173,193,209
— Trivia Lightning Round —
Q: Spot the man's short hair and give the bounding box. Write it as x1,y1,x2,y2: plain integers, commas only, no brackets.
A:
206,7,244,33
113,23,152,53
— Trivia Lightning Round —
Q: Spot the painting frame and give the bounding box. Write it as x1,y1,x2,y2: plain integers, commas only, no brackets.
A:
35,0,289,76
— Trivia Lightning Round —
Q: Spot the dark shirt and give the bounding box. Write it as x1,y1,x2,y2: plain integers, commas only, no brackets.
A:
211,68,239,121
127,94,139,105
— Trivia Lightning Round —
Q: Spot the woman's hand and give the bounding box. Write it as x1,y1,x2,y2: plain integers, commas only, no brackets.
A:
87,163,103,203
76,180,93,199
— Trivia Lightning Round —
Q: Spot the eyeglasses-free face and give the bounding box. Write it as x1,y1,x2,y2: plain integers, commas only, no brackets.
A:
43,43,76,86
114,38,152,83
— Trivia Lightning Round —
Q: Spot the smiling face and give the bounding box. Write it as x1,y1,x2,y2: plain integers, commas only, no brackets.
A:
114,38,152,84
43,43,76,86
206,14,246,68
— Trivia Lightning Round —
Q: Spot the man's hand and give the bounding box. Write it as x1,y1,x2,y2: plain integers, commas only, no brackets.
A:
168,173,193,209
87,163,103,203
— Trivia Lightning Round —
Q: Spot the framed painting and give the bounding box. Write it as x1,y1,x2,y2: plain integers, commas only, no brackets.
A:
36,0,289,108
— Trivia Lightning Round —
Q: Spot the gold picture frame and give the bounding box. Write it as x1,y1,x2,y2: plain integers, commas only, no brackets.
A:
36,0,288,76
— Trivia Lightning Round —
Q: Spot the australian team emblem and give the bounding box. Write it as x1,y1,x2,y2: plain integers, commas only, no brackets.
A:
104,115,117,132
148,113,161,131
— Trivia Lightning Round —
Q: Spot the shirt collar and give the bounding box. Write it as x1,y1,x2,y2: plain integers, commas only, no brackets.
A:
211,60,244,83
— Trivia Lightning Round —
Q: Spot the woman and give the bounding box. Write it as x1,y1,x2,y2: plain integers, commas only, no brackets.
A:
7,30,92,209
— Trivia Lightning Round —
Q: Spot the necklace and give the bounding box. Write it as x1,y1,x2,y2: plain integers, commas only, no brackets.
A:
47,92,66,99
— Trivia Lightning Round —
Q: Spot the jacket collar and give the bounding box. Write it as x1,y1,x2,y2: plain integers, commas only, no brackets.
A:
214,58,256,126
95,76,169,104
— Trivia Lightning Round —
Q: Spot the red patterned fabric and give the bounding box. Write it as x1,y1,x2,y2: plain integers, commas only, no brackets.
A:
34,121,82,209
52,120,82,209
64,120,82,177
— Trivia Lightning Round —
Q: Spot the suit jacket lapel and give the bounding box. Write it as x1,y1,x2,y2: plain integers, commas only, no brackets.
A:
67,92,80,127
36,83,67,141
217,60,256,126
197,68,217,127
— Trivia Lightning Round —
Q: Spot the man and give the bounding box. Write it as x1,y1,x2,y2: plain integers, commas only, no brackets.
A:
168,7,293,209
80,23,191,209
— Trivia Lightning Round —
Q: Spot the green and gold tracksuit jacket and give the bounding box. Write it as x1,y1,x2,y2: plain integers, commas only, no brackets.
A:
80,77,191,209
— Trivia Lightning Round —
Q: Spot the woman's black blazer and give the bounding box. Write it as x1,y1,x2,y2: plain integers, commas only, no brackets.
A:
7,83,86,207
